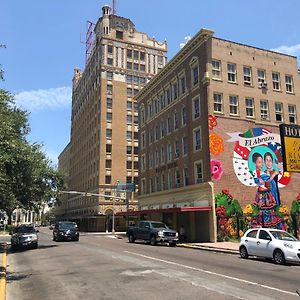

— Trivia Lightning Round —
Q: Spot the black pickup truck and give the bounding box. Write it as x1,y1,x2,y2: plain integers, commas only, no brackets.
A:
127,220,178,247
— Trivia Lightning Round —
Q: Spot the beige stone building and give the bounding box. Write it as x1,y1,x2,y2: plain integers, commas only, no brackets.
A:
57,5,167,231
137,28,300,242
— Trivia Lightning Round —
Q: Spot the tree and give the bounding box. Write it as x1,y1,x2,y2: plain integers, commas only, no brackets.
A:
0,89,65,222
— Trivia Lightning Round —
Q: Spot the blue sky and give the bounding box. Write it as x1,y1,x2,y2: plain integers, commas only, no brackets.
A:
1,0,300,166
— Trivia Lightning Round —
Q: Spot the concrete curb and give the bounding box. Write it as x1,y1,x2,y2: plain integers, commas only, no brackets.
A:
0,243,7,300
176,243,240,255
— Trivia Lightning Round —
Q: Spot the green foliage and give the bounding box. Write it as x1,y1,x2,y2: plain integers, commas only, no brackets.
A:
291,200,300,216
0,89,65,217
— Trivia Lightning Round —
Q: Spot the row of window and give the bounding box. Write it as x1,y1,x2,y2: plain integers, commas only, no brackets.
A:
105,144,138,155
141,128,202,171
212,59,295,93
105,160,139,170
140,160,203,194
105,128,139,140
213,92,297,123
141,97,201,147
105,175,139,185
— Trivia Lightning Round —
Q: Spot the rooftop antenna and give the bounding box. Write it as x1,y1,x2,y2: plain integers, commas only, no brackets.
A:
112,0,117,15
80,21,95,65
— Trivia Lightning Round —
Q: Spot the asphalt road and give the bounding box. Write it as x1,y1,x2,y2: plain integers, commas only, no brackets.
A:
4,228,300,300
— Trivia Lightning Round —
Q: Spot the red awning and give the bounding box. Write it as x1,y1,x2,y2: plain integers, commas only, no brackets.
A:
116,206,212,216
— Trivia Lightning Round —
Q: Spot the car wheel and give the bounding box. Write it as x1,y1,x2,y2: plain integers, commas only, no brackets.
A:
128,234,135,243
11,244,17,252
273,249,285,265
150,235,156,246
74,237,79,242
53,235,56,241
239,246,248,259
33,243,38,249
169,242,176,247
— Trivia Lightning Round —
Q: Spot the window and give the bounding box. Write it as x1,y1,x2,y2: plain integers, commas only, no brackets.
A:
127,62,132,70
106,112,112,122
126,115,132,124
107,45,113,54
133,102,138,111
193,96,201,119
155,150,160,167
107,84,113,94
192,64,199,86
193,127,202,151
167,117,172,134
149,128,153,143
257,69,266,85
227,63,236,82
288,105,297,124
167,143,172,161
141,108,145,124
141,178,146,194
107,98,112,109
212,60,221,79
182,136,188,155
166,88,171,104
127,161,132,169
259,230,271,240
274,102,283,122
133,63,139,71
106,144,112,153
180,76,186,94
181,168,188,187
116,30,123,39
243,66,252,86
158,55,163,65
134,50,139,60
134,132,138,140
140,52,145,61
105,176,111,184
245,98,254,117
160,121,165,137
175,169,181,186
106,128,112,138
141,155,146,171
134,147,138,155
229,95,239,115
107,71,113,81
194,161,203,184
167,171,172,189
127,146,132,155
126,75,132,84
127,88,132,97
174,111,179,129
134,115,138,125
174,140,180,158
133,76,139,85
107,58,113,66
213,93,222,113
260,100,269,120
127,131,132,140
127,49,132,59
155,125,160,140
141,132,146,148
182,107,187,125
172,82,178,100
161,174,165,191
127,101,132,110
285,75,294,93
140,64,145,72
246,230,258,238
161,146,165,164
105,160,112,168
272,72,280,90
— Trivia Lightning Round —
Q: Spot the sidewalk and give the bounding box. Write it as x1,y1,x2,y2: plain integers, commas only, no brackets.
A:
177,241,240,255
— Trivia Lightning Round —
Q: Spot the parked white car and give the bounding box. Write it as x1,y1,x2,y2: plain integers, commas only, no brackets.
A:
239,228,300,264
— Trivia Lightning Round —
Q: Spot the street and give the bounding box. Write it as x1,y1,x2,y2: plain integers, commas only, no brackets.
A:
4,228,300,300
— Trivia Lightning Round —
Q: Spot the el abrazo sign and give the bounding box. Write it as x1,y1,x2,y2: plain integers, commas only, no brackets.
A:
279,124,300,173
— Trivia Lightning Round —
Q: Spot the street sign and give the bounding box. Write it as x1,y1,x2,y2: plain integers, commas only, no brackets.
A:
116,182,136,192
279,124,300,173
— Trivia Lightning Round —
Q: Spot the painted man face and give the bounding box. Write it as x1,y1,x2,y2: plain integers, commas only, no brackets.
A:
265,155,273,169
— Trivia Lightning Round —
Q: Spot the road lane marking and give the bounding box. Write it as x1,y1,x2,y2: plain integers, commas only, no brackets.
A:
124,251,298,297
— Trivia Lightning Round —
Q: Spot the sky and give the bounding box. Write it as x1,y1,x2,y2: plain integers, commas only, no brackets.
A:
1,0,300,166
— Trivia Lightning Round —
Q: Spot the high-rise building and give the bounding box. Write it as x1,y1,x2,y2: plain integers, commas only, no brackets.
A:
137,28,300,242
57,5,167,231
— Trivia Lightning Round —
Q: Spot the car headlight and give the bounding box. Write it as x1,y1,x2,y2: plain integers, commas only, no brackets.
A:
158,231,164,237
175,232,178,237
283,242,293,249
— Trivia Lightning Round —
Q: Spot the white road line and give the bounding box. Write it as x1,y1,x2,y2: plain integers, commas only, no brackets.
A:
124,250,298,297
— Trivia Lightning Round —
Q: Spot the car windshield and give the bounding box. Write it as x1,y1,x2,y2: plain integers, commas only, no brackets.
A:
270,230,297,241
59,223,77,230
15,226,36,234
150,222,168,229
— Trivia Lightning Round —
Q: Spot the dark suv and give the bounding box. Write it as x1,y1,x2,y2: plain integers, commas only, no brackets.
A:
10,224,39,250
53,221,79,242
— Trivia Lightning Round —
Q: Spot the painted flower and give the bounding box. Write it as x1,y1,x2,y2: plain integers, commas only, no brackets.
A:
208,115,218,130
222,189,230,195
239,230,244,237
209,133,224,156
210,159,224,180
279,205,289,214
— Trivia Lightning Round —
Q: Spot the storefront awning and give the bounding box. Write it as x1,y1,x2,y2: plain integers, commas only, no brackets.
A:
116,206,212,216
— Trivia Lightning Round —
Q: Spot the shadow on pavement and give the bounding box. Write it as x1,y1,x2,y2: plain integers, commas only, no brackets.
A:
6,271,32,282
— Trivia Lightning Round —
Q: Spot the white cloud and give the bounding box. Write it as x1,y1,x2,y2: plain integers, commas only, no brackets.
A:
15,86,72,111
271,44,300,58
179,35,192,49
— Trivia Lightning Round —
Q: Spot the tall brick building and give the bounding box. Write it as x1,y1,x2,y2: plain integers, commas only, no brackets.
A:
57,5,167,231
137,28,300,242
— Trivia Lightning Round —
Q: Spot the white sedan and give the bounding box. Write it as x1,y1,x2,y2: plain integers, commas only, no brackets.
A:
239,228,300,264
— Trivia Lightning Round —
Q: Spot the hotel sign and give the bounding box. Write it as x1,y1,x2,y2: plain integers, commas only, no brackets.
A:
279,124,300,172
